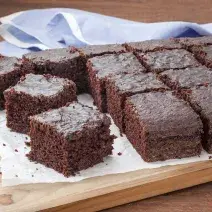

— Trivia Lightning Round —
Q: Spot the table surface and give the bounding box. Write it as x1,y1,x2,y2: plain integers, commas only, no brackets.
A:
0,1,212,212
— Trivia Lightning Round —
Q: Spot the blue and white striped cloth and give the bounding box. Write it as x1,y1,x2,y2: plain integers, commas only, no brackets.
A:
1,8,212,57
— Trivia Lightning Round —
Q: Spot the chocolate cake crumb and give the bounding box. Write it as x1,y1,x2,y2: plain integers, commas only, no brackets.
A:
124,92,202,162
27,102,115,177
209,156,212,159
15,149,18,152
15,175,18,177
117,152,122,156
87,52,146,112
4,74,77,134
3,143,6,146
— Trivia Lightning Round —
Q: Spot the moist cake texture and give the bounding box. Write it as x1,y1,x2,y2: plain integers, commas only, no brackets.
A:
4,74,76,134
23,48,87,93
87,52,146,112
106,71,168,132
0,56,31,109
181,86,212,153
139,49,200,73
124,92,202,162
27,102,115,176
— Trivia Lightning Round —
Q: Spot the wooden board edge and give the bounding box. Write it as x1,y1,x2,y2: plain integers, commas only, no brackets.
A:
42,166,212,212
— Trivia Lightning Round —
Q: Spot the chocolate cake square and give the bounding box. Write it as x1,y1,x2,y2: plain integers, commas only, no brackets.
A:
182,86,212,153
27,102,115,176
78,44,126,58
23,48,87,93
178,36,212,49
125,39,182,52
0,56,32,109
139,49,200,73
4,74,76,134
106,72,168,132
124,92,202,162
87,52,146,112
159,66,212,90
189,45,212,68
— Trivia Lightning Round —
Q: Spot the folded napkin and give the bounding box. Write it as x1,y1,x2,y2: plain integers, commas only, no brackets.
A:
1,8,212,57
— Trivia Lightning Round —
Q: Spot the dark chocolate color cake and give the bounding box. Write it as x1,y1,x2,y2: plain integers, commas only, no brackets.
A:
124,92,202,162
125,39,182,52
106,72,168,132
178,36,212,49
189,45,212,68
23,48,87,93
0,56,32,109
159,66,212,90
139,49,200,73
87,52,146,112
78,44,126,58
27,102,115,177
4,74,76,134
181,86,212,153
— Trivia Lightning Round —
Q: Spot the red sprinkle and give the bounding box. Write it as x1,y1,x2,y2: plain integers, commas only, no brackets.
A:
15,149,18,152
117,152,122,156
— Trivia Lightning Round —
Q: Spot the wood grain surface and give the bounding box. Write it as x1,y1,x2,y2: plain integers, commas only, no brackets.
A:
0,1,212,212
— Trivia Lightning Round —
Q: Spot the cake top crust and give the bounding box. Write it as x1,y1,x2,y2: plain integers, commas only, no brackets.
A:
140,49,200,72
160,66,212,88
126,39,182,52
6,74,73,97
179,36,212,47
126,91,202,139
31,102,109,138
88,52,146,78
0,56,21,75
24,48,80,64
79,44,125,57
109,72,168,94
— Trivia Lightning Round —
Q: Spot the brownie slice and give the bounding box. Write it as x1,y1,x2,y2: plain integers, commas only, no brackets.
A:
4,74,76,134
178,36,212,50
125,39,182,52
27,102,115,177
181,86,212,153
189,45,212,68
0,56,32,109
23,48,87,93
159,66,212,90
106,72,168,132
87,52,146,112
139,49,200,73
124,92,202,162
78,44,126,58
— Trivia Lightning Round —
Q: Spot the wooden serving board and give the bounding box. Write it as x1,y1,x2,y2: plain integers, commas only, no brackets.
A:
0,161,212,212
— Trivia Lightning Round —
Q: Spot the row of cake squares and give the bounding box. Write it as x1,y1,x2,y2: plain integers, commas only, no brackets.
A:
1,36,212,176
2,35,212,110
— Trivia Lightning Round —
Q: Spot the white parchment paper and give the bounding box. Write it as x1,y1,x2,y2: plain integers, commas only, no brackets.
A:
0,94,211,187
